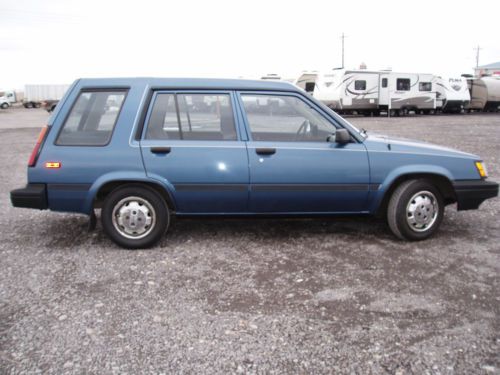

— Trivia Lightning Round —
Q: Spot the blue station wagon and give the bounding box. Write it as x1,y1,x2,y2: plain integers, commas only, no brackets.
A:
10,78,499,248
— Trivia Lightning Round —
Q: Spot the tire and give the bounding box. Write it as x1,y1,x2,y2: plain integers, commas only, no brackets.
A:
0,102,8,109
24,102,34,109
387,179,444,241
34,102,41,108
101,185,169,249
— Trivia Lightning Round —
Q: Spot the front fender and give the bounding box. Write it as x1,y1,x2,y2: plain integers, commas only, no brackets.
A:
370,164,454,213
83,171,177,214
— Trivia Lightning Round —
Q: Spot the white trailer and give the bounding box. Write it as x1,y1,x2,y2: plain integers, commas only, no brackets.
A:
295,71,320,94
467,76,500,112
432,77,470,113
23,84,70,109
297,69,437,115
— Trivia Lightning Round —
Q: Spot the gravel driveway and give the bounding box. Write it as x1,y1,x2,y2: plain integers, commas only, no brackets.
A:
1,108,499,374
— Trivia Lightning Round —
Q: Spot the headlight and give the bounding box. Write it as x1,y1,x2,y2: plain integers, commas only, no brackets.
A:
475,161,488,178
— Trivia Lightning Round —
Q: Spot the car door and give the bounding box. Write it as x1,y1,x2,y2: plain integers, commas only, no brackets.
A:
238,92,370,213
140,91,249,213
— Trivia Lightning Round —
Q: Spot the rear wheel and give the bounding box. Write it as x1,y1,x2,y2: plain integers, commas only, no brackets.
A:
387,179,444,241
102,185,169,249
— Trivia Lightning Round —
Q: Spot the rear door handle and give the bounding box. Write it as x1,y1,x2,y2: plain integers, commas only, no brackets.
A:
255,147,276,155
150,147,171,154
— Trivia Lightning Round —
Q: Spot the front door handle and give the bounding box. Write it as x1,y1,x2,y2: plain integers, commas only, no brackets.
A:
150,147,171,154
255,147,276,155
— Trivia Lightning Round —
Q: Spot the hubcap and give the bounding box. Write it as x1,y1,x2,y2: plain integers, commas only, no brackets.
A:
406,191,438,232
112,196,156,239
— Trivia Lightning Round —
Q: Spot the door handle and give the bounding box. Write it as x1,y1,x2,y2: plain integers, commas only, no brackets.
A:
150,147,171,154
255,147,276,155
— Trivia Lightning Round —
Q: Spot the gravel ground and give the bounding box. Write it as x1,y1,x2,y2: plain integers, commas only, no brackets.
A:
1,108,499,374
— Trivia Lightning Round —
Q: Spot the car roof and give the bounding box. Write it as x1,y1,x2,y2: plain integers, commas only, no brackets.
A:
76,77,299,91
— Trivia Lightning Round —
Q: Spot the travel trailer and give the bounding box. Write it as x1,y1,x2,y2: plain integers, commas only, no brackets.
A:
433,77,470,113
296,69,437,115
295,71,320,94
467,76,500,112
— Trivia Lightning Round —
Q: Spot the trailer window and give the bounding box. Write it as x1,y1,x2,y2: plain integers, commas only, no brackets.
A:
381,78,388,88
419,82,432,91
305,82,315,93
56,90,126,146
354,80,366,90
396,79,411,91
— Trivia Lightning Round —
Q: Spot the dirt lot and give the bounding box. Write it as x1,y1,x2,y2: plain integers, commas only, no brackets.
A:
1,107,499,374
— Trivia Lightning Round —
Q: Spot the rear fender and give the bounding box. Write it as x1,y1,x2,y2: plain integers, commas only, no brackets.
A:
84,171,177,214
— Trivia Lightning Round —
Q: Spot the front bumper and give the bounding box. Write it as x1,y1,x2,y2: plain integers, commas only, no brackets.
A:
10,184,48,210
453,180,499,210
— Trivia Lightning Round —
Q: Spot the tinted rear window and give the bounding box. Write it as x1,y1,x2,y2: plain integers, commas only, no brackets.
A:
56,90,126,146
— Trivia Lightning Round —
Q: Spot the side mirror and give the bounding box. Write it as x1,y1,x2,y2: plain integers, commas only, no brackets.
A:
328,129,350,144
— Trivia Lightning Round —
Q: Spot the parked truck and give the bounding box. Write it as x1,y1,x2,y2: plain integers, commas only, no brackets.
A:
0,89,22,109
23,84,70,112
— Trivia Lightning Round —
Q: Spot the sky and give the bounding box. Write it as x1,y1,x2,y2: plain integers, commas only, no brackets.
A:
1,0,499,89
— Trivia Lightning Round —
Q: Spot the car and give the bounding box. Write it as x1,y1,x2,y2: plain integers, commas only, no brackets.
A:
10,78,499,249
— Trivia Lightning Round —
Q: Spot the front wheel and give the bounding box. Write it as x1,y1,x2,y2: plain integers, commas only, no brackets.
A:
387,179,444,241
0,103,9,109
102,185,169,249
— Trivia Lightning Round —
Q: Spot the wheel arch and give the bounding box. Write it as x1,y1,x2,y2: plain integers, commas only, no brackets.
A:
374,171,456,218
84,173,177,214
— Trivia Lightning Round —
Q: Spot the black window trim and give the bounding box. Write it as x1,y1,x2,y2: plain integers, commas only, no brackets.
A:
141,90,239,142
54,87,129,147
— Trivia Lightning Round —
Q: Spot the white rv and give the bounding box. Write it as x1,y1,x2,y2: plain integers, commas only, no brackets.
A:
432,77,470,113
467,76,500,112
297,69,436,115
295,71,320,95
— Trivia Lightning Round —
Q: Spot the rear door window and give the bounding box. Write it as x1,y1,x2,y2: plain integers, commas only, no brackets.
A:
145,93,237,141
56,90,126,146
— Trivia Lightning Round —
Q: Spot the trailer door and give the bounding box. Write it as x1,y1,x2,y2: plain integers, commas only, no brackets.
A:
378,73,390,107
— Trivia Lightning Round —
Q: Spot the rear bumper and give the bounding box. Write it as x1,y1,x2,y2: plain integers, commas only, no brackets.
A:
10,184,48,210
453,180,499,210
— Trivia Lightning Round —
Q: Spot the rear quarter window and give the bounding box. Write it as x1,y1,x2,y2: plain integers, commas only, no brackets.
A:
56,90,126,146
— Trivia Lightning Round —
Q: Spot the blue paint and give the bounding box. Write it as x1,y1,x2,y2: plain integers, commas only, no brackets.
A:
26,77,484,216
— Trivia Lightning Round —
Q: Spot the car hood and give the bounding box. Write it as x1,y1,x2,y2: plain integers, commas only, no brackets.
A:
363,133,479,159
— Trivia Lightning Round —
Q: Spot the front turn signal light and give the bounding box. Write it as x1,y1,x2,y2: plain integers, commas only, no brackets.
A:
475,161,488,178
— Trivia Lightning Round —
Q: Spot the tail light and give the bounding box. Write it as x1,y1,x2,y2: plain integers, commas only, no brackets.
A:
28,125,49,167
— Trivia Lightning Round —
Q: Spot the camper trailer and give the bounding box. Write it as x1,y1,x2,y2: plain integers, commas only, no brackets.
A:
295,71,320,95
297,69,436,116
467,76,500,112
433,77,470,113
